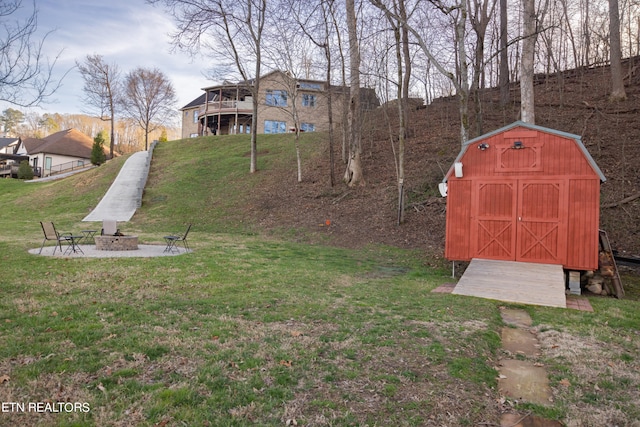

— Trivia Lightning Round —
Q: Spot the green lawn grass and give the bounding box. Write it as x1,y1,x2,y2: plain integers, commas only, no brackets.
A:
1,133,638,426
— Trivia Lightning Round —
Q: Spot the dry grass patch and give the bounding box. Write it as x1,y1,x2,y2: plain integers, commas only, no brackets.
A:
536,325,640,426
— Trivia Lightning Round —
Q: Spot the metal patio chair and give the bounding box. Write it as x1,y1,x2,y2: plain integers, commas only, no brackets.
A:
164,224,192,253
39,221,71,255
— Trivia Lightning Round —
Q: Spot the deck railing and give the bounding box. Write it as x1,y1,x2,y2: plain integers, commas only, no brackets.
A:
0,164,41,178
47,160,89,176
204,100,253,112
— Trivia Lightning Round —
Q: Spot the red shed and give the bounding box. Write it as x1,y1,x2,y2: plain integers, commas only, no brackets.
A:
442,121,606,271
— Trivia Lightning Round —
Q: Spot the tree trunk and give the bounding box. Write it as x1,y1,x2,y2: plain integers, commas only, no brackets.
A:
608,0,627,101
521,0,536,124
323,2,336,187
499,0,509,106
344,0,364,187
469,0,496,136
398,0,411,223
295,130,302,182
457,2,470,143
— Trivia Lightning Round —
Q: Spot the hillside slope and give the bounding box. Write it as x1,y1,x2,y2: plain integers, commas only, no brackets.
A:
242,58,640,257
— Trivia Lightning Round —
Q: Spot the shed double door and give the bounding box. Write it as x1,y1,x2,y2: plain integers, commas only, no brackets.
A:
472,179,567,265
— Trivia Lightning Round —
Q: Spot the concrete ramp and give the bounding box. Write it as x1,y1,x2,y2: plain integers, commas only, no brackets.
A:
453,259,567,308
82,150,152,222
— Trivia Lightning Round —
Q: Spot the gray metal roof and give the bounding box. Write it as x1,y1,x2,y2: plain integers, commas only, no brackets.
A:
443,121,606,183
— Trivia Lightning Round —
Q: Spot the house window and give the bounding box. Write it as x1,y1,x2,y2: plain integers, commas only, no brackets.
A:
299,82,323,90
193,111,199,123
264,120,286,134
300,123,315,132
266,90,288,107
302,94,316,107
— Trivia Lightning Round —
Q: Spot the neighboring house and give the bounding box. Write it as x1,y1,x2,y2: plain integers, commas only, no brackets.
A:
180,70,379,139
0,137,20,155
16,129,104,178
0,137,25,178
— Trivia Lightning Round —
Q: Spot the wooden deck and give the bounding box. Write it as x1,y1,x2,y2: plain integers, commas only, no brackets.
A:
452,259,567,308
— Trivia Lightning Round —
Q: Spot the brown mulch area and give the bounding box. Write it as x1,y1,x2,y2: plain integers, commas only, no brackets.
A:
245,59,640,259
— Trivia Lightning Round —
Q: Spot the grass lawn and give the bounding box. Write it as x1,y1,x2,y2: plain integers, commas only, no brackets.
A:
1,134,639,426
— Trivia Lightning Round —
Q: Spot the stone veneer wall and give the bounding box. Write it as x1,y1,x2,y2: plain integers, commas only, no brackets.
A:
94,235,138,251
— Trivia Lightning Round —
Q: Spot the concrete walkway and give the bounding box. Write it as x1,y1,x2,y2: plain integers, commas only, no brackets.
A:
82,144,156,222
30,244,189,258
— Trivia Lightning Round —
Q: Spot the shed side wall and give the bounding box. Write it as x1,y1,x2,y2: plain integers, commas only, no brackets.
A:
566,178,601,270
445,180,472,260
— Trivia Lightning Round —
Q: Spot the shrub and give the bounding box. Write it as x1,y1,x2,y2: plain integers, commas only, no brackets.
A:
17,160,34,180
91,131,108,165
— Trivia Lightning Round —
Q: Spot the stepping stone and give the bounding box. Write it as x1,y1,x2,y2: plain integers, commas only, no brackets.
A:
500,308,533,328
501,412,563,426
498,359,553,406
502,327,539,357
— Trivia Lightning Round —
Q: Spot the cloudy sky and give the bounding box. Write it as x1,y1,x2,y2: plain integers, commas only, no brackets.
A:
9,0,212,117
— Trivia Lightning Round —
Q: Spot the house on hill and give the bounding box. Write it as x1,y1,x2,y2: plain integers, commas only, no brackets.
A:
16,129,106,178
180,70,379,139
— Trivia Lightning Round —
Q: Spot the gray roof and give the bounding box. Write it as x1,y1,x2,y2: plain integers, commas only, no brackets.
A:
0,137,19,150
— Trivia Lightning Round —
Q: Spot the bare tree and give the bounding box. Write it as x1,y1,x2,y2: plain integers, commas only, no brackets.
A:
149,0,267,174
498,0,509,106
608,0,626,101
288,0,338,186
468,0,497,135
0,0,64,107
521,0,536,123
76,54,121,158
263,42,311,182
380,0,411,222
120,67,177,151
345,0,365,186
370,0,471,144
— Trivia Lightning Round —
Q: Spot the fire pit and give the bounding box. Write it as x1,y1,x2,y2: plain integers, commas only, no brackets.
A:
94,235,139,251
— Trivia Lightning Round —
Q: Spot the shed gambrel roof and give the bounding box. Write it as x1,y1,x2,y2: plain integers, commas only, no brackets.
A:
443,121,606,183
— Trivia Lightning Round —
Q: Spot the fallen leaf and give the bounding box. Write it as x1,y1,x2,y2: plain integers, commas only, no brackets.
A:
290,330,303,337
0,374,10,384
559,378,571,387
97,383,106,393
280,360,292,367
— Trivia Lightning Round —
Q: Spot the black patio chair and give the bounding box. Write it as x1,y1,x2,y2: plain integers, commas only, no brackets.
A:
39,221,71,254
163,224,192,253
